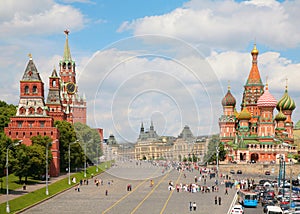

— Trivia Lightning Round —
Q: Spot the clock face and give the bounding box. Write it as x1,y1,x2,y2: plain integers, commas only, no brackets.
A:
66,82,76,94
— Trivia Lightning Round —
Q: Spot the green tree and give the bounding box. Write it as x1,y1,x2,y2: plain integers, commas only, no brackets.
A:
203,135,226,164
13,144,31,182
74,122,102,166
54,120,80,172
0,133,16,190
0,100,17,132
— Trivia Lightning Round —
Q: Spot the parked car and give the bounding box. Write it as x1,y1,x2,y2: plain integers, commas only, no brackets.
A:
265,171,271,176
230,170,235,174
237,170,242,174
231,204,244,214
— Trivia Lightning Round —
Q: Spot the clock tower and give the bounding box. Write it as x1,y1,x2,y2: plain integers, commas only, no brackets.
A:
59,30,86,124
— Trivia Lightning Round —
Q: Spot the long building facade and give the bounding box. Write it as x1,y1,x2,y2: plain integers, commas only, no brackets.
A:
219,44,297,163
4,31,87,176
135,122,206,161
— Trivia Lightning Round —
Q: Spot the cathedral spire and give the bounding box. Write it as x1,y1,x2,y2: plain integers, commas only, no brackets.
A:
63,30,72,62
246,43,263,86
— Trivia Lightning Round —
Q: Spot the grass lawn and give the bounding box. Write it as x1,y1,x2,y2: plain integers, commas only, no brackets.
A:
0,175,41,195
0,162,111,213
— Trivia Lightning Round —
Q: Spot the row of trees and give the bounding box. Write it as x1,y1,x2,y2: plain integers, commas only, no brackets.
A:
0,100,103,183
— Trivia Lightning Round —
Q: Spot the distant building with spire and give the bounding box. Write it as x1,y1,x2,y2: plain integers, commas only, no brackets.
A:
219,44,297,163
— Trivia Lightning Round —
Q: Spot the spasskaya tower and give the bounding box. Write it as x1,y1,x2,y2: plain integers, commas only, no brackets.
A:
57,30,86,124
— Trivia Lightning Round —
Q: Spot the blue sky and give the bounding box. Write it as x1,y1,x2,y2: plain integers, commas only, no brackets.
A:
1,0,300,142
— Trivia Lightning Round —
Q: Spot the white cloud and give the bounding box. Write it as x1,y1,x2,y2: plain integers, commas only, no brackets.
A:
0,0,86,39
118,0,300,50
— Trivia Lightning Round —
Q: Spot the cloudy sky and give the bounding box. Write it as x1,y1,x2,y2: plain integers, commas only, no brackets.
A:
1,0,300,142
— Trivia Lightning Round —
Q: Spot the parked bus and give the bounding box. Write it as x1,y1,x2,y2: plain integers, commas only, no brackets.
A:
238,190,258,207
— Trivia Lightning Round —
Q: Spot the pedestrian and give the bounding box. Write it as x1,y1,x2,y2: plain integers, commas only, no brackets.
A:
77,184,80,192
105,189,108,196
218,196,221,205
192,202,197,211
189,201,192,211
225,188,228,195
215,195,217,205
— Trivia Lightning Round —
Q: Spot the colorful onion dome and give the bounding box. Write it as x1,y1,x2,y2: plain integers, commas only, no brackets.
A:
222,86,236,107
238,107,251,120
275,109,287,121
276,87,296,111
257,84,277,107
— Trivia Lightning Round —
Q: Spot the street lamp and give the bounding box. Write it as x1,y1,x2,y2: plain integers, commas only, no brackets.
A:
84,139,93,178
96,143,99,172
46,140,58,196
68,140,79,185
216,146,219,178
6,140,22,213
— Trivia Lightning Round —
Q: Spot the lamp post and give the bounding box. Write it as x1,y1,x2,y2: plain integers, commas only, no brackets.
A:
68,140,79,185
46,140,57,195
96,143,99,172
84,141,87,178
6,140,22,213
216,146,219,178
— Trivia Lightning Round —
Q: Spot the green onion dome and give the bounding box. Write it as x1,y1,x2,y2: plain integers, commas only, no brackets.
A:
222,87,236,107
276,88,296,111
275,109,287,121
238,107,251,120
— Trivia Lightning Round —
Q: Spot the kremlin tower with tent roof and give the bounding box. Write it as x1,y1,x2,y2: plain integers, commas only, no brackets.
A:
219,44,297,163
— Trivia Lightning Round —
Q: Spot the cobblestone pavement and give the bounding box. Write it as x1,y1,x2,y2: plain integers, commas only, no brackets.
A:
19,161,236,214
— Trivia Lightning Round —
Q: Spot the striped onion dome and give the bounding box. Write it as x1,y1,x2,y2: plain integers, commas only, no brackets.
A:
276,88,296,111
257,84,277,107
275,109,287,121
222,86,236,107
238,107,251,120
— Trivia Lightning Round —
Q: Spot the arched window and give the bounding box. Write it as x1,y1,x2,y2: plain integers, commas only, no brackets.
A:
33,86,37,94
68,62,72,69
37,107,43,115
19,107,26,115
53,80,56,87
63,62,66,69
25,86,29,94
28,107,35,115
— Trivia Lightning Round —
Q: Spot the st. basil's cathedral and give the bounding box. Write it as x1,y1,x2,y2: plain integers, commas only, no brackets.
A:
219,44,297,163
4,31,87,176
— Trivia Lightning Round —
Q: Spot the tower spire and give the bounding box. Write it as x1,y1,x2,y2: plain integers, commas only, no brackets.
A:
63,29,72,61
246,43,262,86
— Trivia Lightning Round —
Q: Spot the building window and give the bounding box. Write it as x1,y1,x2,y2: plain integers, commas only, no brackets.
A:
28,107,35,115
25,86,29,94
40,121,45,128
37,107,43,115
53,80,56,87
33,86,37,94
19,107,26,115
17,121,23,128
29,121,33,128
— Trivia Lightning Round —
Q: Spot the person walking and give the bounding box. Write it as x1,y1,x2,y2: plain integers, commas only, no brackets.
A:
215,195,218,205
192,202,197,211
189,201,192,211
218,196,221,205
225,188,228,195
